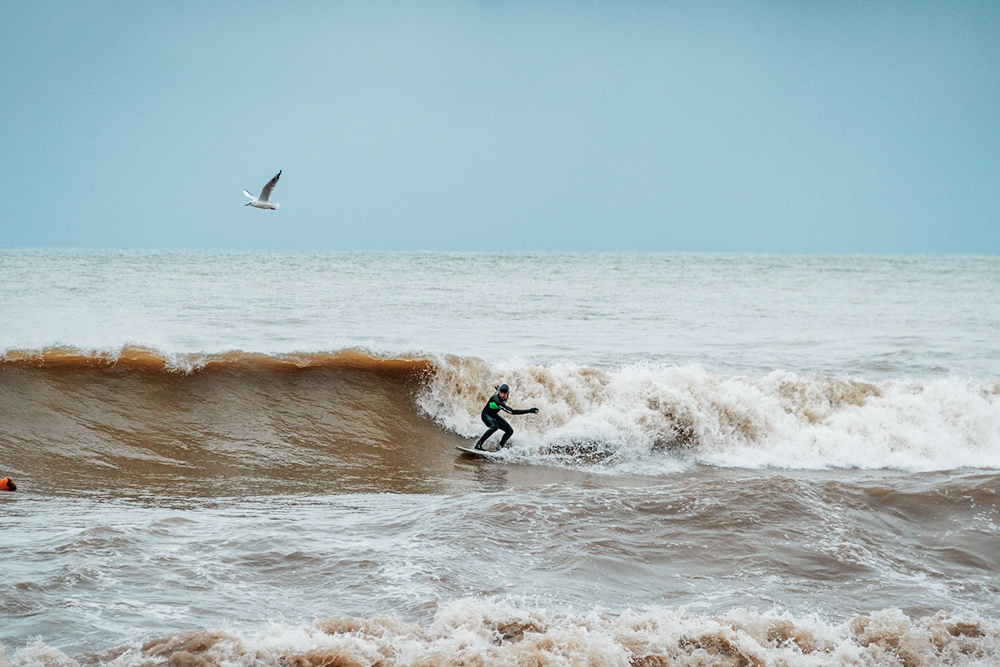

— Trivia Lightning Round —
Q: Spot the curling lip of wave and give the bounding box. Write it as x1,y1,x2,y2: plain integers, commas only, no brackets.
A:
0,345,434,376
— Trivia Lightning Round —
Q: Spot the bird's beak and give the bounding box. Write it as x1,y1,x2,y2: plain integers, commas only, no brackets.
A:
245,202,251,206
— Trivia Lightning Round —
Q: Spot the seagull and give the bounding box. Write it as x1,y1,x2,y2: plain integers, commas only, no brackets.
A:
243,170,281,209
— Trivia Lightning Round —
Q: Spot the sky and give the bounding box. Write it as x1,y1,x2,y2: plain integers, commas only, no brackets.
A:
1,1,998,253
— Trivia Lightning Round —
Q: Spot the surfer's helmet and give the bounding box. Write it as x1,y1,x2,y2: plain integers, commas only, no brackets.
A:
498,384,510,394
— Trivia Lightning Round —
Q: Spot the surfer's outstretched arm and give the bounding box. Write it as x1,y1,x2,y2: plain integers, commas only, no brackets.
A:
491,392,538,416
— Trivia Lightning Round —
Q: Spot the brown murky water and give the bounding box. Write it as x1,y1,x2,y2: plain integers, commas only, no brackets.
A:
2,357,998,665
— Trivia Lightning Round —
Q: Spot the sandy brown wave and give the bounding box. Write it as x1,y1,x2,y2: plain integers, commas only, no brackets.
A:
0,347,457,496
5,347,998,488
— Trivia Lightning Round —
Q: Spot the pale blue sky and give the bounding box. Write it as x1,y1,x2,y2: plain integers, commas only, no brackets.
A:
1,1,997,252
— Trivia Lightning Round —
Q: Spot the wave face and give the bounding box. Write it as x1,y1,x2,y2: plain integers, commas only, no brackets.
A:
3,348,999,495
0,347,441,496
6,600,999,667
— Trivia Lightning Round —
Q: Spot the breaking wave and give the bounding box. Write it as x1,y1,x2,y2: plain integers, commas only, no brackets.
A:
3,346,998,482
4,599,998,667
420,356,1000,473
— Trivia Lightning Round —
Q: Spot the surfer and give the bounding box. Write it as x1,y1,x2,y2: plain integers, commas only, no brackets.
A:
475,384,539,451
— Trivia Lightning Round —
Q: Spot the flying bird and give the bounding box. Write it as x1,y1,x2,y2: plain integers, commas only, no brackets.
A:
243,171,281,209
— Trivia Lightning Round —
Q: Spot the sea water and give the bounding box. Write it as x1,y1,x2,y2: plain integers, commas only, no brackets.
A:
1,250,998,666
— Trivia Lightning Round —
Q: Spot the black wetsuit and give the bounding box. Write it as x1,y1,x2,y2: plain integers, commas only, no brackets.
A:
475,391,534,450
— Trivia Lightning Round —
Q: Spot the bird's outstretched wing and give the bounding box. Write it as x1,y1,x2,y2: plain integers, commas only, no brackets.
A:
258,171,281,203
243,190,255,200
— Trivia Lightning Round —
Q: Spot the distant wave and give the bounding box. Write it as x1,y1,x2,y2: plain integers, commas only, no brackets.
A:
3,347,999,480
5,599,997,667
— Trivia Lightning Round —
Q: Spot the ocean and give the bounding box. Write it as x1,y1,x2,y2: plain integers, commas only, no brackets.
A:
1,250,998,666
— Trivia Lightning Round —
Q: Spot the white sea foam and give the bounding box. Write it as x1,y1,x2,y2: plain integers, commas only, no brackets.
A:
6,599,998,667
419,358,1000,473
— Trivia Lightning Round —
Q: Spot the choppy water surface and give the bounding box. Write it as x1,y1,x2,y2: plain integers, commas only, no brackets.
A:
1,251,998,666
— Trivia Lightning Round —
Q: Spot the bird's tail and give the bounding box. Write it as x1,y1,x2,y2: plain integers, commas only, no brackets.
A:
272,203,280,210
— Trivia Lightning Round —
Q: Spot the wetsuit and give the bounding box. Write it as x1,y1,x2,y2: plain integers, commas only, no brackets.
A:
475,392,534,450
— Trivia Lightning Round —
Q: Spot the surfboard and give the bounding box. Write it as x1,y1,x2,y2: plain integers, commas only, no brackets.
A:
456,446,503,459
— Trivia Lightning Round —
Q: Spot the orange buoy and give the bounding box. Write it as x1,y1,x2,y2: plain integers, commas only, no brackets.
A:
0,478,16,491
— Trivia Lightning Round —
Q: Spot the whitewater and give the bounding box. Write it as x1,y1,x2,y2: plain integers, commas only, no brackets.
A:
1,250,999,666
